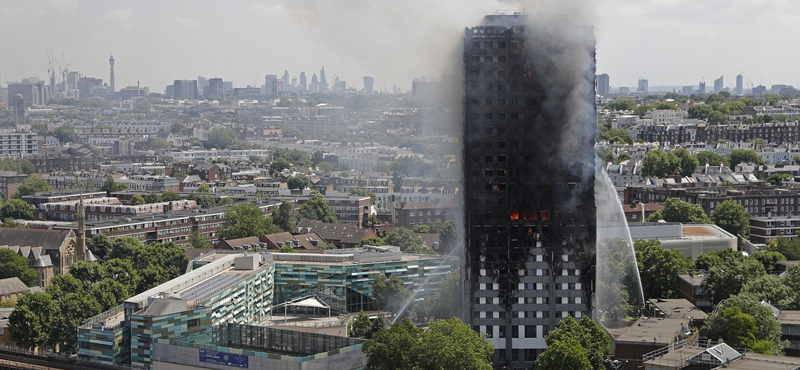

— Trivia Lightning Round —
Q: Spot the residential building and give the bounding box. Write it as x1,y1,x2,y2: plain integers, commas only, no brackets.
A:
395,200,459,228
638,78,649,93
750,215,800,244
714,76,724,94
613,317,693,370
0,277,31,303
462,14,597,366
0,171,27,198
0,130,38,157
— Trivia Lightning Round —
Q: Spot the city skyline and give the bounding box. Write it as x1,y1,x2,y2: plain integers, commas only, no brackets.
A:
2,1,800,93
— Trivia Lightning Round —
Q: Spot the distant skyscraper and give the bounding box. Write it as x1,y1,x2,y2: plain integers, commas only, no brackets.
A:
736,74,743,95
319,67,328,92
282,70,290,93
109,54,115,93
682,86,693,96
699,81,706,94
299,72,307,91
753,85,767,95
463,14,596,367
714,76,723,94
197,76,209,90
206,78,223,98
13,94,25,127
637,78,648,93
596,73,610,95
363,76,374,94
264,75,278,97
310,73,319,93
172,80,198,99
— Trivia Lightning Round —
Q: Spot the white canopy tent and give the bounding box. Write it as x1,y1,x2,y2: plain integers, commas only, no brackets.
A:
272,295,331,324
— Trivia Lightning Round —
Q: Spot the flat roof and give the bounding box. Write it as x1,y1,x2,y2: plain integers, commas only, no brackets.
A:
649,299,708,320
616,317,689,345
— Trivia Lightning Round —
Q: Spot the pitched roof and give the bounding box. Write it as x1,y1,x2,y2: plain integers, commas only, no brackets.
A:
33,255,52,267
0,277,28,295
0,228,72,252
216,236,261,250
297,219,373,246
262,231,322,250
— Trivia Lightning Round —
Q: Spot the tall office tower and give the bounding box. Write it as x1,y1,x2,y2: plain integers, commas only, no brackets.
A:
363,76,374,94
172,80,198,99
299,72,307,91
13,94,25,128
463,13,596,367
264,75,278,97
699,81,706,94
637,78,648,93
319,67,328,92
596,73,610,95
310,73,319,93
282,70,290,93
735,74,743,95
206,78,223,98
714,76,723,94
197,76,209,92
109,54,115,93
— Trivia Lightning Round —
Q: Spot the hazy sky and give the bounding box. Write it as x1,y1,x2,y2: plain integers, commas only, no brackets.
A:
1,0,799,92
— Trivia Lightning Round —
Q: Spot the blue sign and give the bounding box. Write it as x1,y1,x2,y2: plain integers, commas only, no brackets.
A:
199,349,249,368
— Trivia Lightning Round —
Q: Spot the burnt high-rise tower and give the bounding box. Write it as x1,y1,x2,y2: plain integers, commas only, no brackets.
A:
462,13,597,367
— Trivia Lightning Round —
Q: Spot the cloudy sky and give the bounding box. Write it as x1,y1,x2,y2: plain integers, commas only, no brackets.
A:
1,0,799,93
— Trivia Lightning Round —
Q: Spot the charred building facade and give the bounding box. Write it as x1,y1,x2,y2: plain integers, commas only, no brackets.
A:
462,13,597,367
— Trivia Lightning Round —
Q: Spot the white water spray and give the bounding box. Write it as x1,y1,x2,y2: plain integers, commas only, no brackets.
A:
595,169,645,321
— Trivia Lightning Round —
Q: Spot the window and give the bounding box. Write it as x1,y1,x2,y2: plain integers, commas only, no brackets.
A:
525,325,536,338
188,318,200,328
512,326,519,338
484,56,493,62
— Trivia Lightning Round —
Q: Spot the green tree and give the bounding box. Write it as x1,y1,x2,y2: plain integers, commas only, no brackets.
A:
634,240,692,299
661,198,712,223
287,175,312,190
193,195,216,209
605,100,637,111
143,193,161,203
350,189,377,205
412,224,430,233
0,249,37,286
371,274,410,312
693,248,744,271
8,291,58,350
278,245,297,253
673,148,699,177
161,191,182,201
365,214,381,226
269,157,291,174
54,124,75,143
702,294,786,354
219,203,279,239
728,149,764,168
424,268,460,320
437,219,460,254
688,104,713,120
767,237,800,260
107,236,143,260
12,176,52,198
188,230,211,249
0,199,35,220
196,183,211,193
537,336,591,370
768,173,793,186
384,227,423,252
364,318,492,370
207,127,238,149
541,315,611,370
130,194,145,205
740,274,797,309
641,149,680,178
298,197,337,223
695,151,730,167
645,210,663,222
349,311,386,339
750,251,786,273
87,233,112,260
702,258,766,304
618,152,632,162
356,237,385,248
0,158,35,174
273,201,298,232
711,200,751,237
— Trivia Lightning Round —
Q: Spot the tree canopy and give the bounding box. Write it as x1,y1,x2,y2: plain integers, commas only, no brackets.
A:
539,316,611,370
711,200,751,237
702,294,786,354
0,249,37,286
364,318,493,370
12,176,52,198
298,197,337,223
634,240,692,300
371,274,409,312
219,203,279,239
384,227,423,252
661,198,712,224
728,149,764,168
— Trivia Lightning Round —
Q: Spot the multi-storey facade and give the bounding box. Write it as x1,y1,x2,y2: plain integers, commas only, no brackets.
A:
462,14,597,366
0,130,38,157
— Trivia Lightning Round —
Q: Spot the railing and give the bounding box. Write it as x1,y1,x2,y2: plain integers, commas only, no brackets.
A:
80,304,125,329
0,344,147,370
